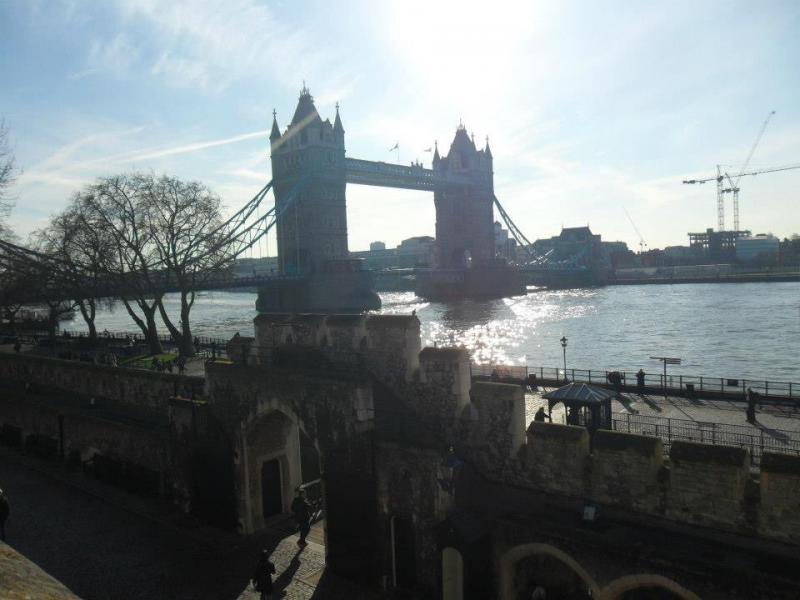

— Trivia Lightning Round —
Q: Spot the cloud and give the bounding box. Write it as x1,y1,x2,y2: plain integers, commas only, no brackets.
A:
11,125,271,234
86,33,141,76
103,0,358,95
117,130,268,163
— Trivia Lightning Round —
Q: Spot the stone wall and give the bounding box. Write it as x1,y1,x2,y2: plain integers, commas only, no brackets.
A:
466,381,525,476
666,441,750,530
590,429,664,513
0,353,218,518
240,313,800,548
251,313,420,385
524,422,589,497
758,452,800,543
494,422,800,545
0,352,203,411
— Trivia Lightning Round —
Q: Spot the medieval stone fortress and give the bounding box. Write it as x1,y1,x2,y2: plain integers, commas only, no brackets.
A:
1,86,799,600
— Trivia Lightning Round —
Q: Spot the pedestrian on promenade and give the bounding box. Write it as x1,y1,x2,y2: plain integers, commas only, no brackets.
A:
0,488,9,541
527,373,538,390
746,387,758,424
607,371,622,393
291,488,312,547
251,549,276,600
176,355,186,375
636,369,646,390
534,407,547,422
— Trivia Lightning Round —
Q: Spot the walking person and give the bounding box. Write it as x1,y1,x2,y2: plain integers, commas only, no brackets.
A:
251,549,276,600
0,488,9,541
746,387,758,424
636,369,646,390
291,488,312,547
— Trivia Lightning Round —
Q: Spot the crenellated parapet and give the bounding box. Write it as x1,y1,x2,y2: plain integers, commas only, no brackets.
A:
220,313,800,550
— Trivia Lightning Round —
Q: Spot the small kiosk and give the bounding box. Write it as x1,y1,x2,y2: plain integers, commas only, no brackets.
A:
542,383,614,433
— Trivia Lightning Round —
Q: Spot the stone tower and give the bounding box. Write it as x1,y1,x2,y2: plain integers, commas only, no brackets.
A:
270,86,348,276
432,125,495,269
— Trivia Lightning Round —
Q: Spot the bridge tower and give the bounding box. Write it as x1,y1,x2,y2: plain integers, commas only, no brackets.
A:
270,85,348,275
432,125,495,269
258,86,380,313
417,125,524,299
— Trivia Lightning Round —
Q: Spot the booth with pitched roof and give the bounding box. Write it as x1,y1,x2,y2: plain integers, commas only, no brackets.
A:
542,383,614,433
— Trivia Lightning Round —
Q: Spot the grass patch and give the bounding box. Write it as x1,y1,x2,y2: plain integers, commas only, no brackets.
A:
121,352,178,369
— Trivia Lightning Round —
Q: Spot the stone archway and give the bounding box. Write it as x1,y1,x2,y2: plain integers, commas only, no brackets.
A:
236,394,321,535
498,543,601,600
602,574,701,600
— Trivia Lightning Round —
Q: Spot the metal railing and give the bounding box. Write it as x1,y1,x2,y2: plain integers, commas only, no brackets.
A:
5,329,230,366
473,363,798,400
609,412,800,467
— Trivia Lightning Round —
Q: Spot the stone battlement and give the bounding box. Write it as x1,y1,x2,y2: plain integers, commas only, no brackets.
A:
235,312,800,548
494,421,800,544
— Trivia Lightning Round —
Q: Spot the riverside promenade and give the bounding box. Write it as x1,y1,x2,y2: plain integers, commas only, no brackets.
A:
473,363,800,467
525,385,800,469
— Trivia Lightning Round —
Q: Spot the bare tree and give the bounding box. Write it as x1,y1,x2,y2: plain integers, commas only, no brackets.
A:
35,199,115,342
78,174,165,354
0,119,18,239
141,175,232,356
0,264,32,328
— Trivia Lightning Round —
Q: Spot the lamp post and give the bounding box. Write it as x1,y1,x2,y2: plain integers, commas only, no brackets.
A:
560,336,568,383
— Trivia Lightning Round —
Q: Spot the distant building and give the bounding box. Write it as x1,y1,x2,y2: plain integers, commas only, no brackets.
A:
736,234,779,265
688,228,750,263
397,236,434,259
350,236,434,269
663,245,692,259
533,227,601,264
779,235,800,266
494,221,517,261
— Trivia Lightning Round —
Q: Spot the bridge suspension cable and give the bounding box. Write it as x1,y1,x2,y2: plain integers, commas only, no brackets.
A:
492,195,546,264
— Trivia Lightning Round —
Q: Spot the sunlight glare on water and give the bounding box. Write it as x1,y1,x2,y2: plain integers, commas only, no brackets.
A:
68,282,800,381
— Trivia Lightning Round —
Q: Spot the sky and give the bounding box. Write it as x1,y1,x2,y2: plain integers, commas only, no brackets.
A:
1,0,799,253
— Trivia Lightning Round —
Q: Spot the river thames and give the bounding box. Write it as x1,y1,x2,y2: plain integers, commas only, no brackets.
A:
67,282,800,381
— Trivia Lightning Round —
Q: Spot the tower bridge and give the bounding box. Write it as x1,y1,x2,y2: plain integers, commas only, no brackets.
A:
0,86,526,309
258,86,523,313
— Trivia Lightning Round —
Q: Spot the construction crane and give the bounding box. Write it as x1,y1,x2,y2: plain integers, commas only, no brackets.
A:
684,111,775,231
730,110,775,231
622,206,647,254
683,163,800,231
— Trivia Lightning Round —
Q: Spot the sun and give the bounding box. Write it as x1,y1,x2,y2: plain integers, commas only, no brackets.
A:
379,1,546,117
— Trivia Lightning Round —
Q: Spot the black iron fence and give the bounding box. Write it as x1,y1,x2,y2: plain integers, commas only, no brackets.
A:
474,363,798,400
609,412,800,467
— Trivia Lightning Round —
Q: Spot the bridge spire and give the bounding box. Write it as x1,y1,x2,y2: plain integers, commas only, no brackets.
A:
333,101,344,136
432,140,440,165
270,109,281,142
484,135,492,159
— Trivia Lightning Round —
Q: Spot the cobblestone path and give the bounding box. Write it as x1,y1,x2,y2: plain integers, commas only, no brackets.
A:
0,450,382,599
